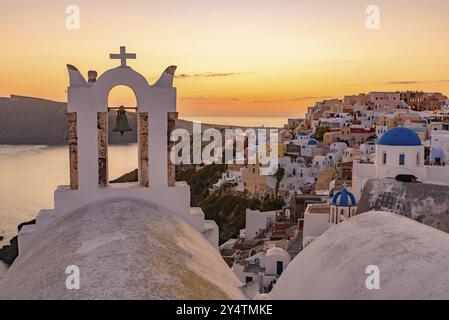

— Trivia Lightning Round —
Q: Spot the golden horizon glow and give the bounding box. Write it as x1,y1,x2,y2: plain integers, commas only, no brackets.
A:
2,0,449,119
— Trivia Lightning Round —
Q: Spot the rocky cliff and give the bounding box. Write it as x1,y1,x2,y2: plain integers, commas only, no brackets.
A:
357,178,449,233
0,95,138,144
0,219,36,265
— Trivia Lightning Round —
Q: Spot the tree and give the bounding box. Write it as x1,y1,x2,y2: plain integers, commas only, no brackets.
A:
312,121,329,141
275,166,285,196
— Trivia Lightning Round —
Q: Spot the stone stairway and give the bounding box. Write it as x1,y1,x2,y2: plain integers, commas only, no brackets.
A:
287,233,303,258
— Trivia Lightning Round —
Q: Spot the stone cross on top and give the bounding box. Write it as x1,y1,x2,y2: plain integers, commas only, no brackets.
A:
110,46,136,67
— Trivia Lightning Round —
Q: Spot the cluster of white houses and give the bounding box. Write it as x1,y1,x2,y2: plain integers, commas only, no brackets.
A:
214,91,449,201
220,208,299,294
217,91,449,293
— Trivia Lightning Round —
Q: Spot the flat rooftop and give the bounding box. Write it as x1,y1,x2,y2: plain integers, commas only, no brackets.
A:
305,203,330,214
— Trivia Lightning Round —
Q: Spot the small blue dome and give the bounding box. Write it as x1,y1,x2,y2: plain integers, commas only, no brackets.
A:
378,127,421,146
332,188,357,206
298,131,308,136
307,139,318,146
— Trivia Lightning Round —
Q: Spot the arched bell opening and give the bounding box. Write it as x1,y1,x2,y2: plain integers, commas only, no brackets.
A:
97,85,148,188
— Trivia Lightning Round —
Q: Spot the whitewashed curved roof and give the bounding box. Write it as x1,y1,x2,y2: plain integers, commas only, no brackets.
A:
0,199,246,300
266,247,290,260
268,211,449,300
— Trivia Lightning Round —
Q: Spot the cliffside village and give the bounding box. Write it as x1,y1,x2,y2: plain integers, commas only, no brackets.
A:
214,91,449,294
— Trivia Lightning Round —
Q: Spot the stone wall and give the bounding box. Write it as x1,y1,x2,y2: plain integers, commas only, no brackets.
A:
139,112,149,187
67,112,78,190
315,167,336,191
167,112,178,187
98,112,108,187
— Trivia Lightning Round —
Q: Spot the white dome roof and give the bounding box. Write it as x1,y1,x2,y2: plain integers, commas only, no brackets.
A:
267,211,449,300
266,247,290,259
0,199,246,300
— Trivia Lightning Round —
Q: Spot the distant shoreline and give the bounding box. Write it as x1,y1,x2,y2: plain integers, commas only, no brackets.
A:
0,95,284,145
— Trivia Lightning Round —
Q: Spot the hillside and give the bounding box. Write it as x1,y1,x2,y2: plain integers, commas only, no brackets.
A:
176,165,283,243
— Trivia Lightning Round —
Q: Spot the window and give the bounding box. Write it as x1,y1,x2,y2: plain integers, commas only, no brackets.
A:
245,277,253,283
383,152,387,164
399,153,405,166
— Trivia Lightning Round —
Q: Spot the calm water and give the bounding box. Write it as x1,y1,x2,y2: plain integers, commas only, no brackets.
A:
182,116,286,128
0,144,138,279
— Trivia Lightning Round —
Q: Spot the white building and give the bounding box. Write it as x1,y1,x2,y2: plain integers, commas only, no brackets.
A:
300,139,319,157
264,247,291,277
266,157,315,193
370,92,402,110
430,130,449,165
210,170,242,193
295,131,311,141
312,155,330,171
302,203,330,248
287,118,303,129
376,124,388,139
442,100,449,115
302,188,357,247
315,116,350,130
342,147,354,163
359,143,376,162
329,188,358,224
357,114,375,129
243,209,277,240
232,246,291,293
328,142,348,162
17,48,220,253
353,127,449,200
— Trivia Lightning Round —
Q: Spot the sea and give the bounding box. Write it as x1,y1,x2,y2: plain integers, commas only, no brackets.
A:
182,116,287,128
0,144,139,279
0,116,290,280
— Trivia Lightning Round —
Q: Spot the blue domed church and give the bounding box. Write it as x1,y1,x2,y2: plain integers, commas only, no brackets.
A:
378,127,422,147
330,188,358,224
353,126,431,200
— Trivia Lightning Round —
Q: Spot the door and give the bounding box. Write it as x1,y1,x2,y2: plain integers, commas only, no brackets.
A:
276,261,284,275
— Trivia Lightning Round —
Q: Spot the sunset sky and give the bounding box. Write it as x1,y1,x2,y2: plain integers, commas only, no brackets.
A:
2,0,449,119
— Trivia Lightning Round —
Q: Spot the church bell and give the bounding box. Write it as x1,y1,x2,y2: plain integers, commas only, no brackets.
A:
113,106,133,136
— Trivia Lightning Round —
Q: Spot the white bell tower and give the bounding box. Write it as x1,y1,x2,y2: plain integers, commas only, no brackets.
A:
17,47,219,254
